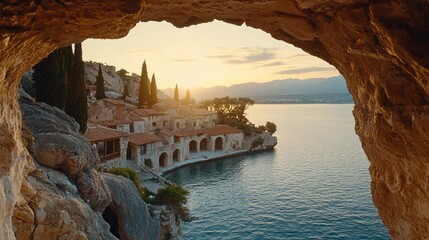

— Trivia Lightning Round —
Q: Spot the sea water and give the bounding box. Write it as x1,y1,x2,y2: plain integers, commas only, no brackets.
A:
166,104,390,239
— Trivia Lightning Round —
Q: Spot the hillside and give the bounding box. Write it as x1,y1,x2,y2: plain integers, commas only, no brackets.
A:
162,76,353,103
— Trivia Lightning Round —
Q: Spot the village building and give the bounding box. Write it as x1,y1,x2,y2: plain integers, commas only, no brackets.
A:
128,132,163,168
85,97,244,171
84,126,129,168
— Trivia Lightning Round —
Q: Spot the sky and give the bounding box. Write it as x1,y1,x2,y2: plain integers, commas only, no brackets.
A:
83,20,339,90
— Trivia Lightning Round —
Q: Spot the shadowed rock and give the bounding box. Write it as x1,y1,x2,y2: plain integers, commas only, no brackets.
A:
101,173,162,240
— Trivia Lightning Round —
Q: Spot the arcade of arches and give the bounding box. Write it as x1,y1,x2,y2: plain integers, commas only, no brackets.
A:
1,1,429,239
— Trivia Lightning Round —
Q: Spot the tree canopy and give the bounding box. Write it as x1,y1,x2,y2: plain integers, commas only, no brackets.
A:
174,84,179,102
148,74,158,108
199,97,254,124
184,88,191,105
138,61,150,107
33,46,71,110
95,63,106,100
265,121,277,134
65,43,88,133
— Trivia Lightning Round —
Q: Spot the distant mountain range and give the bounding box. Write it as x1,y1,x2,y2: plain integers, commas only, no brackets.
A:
162,76,353,103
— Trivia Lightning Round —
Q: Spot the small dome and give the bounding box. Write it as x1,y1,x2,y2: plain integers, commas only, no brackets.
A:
152,103,167,112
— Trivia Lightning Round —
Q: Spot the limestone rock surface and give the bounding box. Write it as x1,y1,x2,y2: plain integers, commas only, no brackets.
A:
85,62,124,94
19,90,111,212
102,173,162,240
0,1,429,239
13,166,117,240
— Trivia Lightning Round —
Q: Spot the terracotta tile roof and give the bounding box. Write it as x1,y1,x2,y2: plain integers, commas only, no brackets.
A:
203,124,242,135
131,109,149,117
84,126,128,142
128,133,161,146
179,106,216,116
113,115,133,124
191,108,217,116
103,98,125,106
127,111,146,121
166,125,242,137
93,116,133,127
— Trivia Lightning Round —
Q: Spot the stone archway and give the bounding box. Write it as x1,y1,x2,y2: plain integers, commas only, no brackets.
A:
215,137,223,151
200,138,208,151
173,149,180,162
189,140,198,153
1,1,429,239
159,152,168,167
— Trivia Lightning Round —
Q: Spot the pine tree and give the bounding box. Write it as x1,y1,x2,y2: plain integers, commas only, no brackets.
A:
138,61,150,107
33,46,69,110
95,63,106,100
174,84,179,102
148,74,158,108
184,88,191,105
65,43,88,133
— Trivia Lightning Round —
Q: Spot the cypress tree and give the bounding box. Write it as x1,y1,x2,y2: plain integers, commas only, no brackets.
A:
95,63,106,100
138,61,150,107
184,88,191,105
33,46,70,110
174,84,179,102
65,43,88,133
117,68,129,101
148,74,158,108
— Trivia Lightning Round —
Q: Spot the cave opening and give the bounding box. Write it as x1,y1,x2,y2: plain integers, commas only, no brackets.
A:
1,1,429,239
102,206,120,238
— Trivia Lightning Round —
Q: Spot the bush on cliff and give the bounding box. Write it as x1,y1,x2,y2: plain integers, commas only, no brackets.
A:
154,184,193,222
266,121,277,134
107,167,150,202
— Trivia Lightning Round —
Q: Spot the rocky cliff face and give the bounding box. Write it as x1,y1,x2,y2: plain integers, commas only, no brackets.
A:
85,62,124,94
1,1,429,239
102,173,162,240
13,91,163,239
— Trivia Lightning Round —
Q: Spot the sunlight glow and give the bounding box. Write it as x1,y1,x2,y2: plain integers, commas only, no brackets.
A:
83,20,340,90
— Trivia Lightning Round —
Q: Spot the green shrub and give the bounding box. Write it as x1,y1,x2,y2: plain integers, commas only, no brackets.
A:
154,184,193,222
266,121,277,134
108,167,150,202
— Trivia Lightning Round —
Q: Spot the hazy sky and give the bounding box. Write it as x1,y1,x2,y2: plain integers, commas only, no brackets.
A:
83,20,339,89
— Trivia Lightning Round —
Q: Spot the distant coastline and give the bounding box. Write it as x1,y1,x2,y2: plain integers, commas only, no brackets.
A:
252,93,353,104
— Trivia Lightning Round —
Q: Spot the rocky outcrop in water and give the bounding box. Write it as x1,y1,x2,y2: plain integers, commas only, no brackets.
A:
1,1,429,239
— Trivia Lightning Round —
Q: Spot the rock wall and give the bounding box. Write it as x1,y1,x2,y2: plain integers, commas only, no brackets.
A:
14,90,164,239
85,62,124,94
1,1,429,239
102,173,162,240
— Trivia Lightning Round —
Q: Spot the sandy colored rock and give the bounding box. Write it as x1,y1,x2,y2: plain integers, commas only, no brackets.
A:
0,1,428,239
13,167,117,240
19,90,112,212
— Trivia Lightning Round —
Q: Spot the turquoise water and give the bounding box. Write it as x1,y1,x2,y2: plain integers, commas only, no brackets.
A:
166,104,390,239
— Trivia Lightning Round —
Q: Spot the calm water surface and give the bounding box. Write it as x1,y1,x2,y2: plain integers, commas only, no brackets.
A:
166,104,389,239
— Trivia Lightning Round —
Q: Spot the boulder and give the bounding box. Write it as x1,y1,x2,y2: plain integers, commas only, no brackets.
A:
101,173,162,240
19,90,111,211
